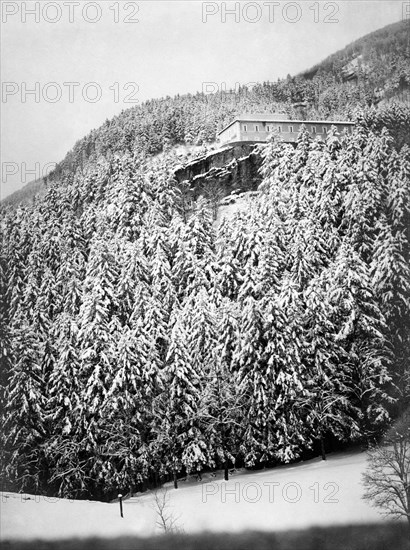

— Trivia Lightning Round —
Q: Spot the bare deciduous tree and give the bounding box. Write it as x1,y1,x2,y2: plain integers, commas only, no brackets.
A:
152,487,184,534
362,414,410,536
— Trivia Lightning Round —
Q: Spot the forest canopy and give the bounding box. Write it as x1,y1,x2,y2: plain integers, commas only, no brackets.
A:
1,106,409,499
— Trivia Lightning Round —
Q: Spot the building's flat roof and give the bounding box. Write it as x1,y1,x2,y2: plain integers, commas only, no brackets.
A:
218,115,355,136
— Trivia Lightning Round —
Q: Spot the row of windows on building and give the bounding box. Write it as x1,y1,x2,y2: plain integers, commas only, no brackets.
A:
242,124,327,134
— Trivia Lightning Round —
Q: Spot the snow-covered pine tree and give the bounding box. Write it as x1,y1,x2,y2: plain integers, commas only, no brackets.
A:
154,312,203,488
264,282,308,463
301,278,359,459
203,298,243,479
74,237,121,495
4,315,49,493
171,198,216,300
233,296,269,466
47,314,82,497
325,241,392,443
100,322,159,496
371,145,410,410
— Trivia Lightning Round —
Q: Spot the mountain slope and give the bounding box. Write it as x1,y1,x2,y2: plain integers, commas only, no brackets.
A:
3,20,409,206
299,20,410,107
2,121,409,500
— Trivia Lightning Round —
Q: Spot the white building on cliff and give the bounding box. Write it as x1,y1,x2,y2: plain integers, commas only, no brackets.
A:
218,113,355,147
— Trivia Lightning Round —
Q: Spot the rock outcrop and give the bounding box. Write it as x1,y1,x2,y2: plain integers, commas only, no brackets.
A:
174,144,262,201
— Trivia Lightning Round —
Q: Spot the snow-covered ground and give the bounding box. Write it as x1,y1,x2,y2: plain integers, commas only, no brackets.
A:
216,191,256,225
1,450,386,541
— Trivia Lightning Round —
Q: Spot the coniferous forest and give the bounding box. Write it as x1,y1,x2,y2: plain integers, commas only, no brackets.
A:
1,20,410,502
1,105,409,499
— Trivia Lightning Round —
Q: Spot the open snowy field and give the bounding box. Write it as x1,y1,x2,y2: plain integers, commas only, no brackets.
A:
1,450,389,542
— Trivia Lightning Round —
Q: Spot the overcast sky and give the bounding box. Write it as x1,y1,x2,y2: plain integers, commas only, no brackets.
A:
1,0,404,198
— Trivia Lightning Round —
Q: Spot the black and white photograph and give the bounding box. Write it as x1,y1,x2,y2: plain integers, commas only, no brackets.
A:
1,1,410,548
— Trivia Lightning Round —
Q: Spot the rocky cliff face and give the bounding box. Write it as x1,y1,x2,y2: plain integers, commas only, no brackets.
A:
174,144,263,204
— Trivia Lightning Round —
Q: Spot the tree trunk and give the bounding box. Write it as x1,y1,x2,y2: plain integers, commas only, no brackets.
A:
224,459,229,481
173,471,178,489
320,434,326,461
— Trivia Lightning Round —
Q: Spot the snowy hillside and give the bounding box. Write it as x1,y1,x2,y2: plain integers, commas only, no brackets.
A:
1,450,391,542
2,121,410,504
216,191,257,225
